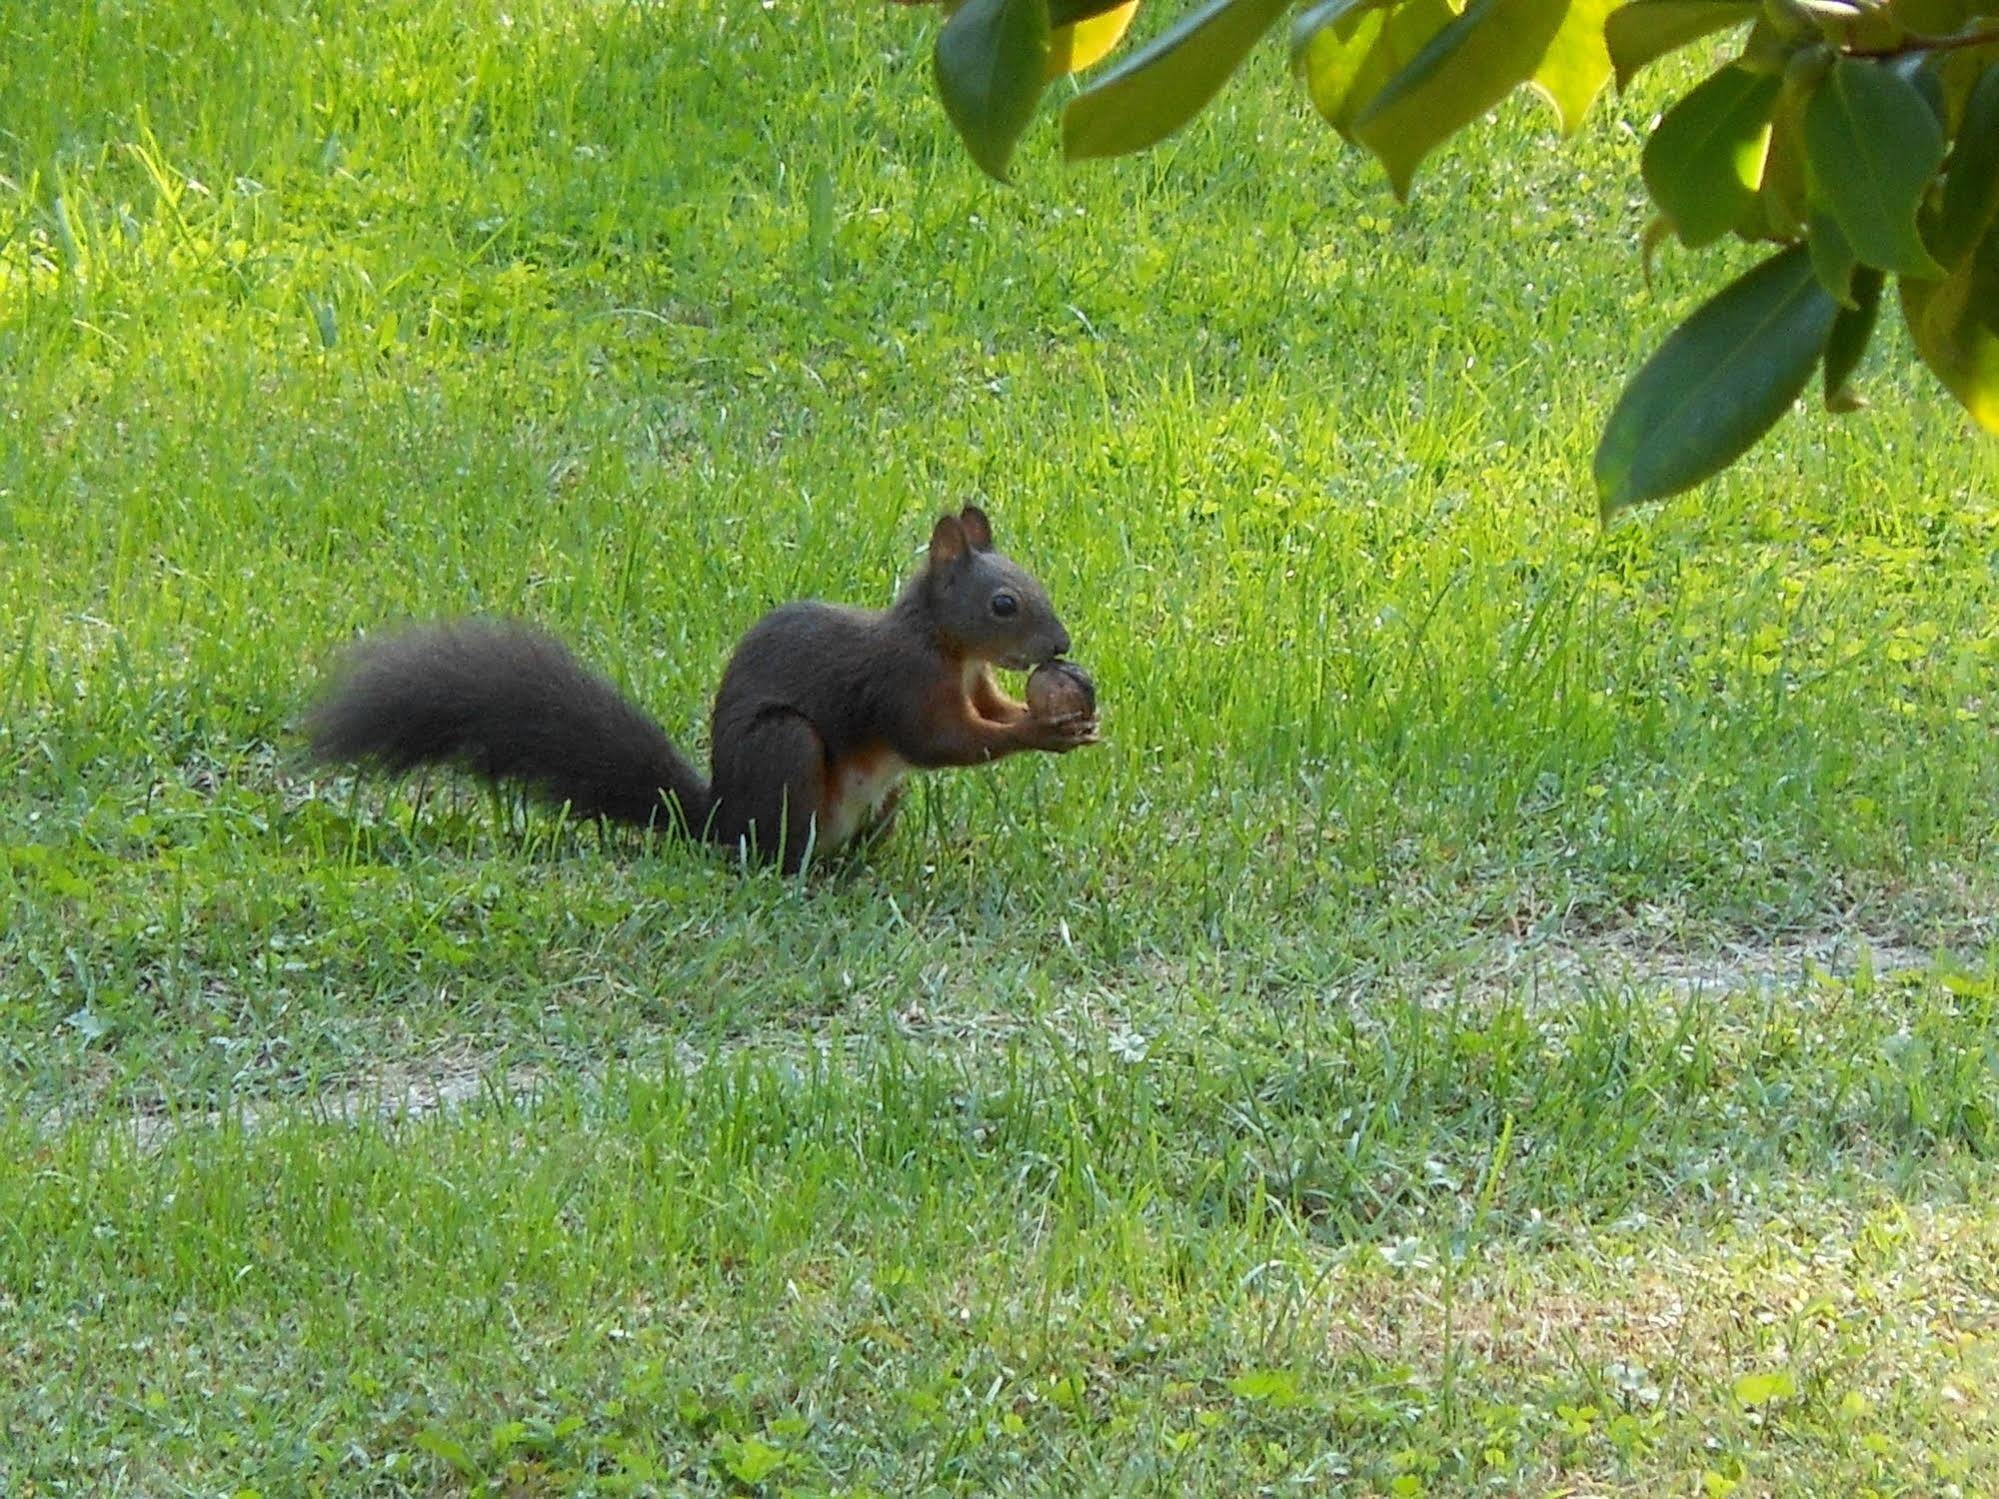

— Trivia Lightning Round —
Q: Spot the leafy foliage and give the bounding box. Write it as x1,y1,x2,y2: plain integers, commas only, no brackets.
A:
893,0,1999,512
933,0,1051,179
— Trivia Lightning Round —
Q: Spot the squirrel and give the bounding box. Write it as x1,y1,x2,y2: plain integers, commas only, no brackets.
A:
306,506,1099,871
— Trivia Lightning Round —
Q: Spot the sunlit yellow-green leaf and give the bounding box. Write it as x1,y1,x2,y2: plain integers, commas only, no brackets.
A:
1353,0,1572,199
1528,0,1617,135
1604,0,1756,91
1047,0,1140,78
1296,22,1386,133
1732,1369,1799,1407
1294,0,1454,137
1901,232,1999,432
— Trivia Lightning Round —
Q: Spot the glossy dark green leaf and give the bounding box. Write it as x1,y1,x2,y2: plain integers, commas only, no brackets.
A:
1604,0,1756,91
1802,57,1946,277
1937,63,1999,267
1808,209,1857,303
1063,0,1291,160
935,0,1052,181
1352,0,1571,199
1823,265,1882,410
1642,65,1780,248
1884,52,1947,127
1821,265,1882,410
1595,243,1839,514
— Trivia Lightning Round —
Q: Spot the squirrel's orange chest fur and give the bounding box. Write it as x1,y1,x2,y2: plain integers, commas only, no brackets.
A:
819,662,992,848
821,743,909,848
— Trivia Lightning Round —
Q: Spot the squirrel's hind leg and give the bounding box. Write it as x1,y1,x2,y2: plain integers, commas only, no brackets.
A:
709,710,829,874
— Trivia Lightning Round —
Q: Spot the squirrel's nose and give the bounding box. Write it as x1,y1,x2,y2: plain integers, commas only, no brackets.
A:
1050,625,1072,659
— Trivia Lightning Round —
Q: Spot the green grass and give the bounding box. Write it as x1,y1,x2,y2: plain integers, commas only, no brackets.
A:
5,0,1999,1491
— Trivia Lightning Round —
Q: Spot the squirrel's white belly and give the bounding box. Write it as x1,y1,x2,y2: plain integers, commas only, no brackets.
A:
821,750,909,848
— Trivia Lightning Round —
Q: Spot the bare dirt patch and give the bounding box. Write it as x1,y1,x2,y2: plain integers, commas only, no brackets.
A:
44,923,1987,1149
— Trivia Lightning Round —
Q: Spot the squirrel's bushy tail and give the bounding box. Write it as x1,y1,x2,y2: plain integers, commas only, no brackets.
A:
307,620,712,832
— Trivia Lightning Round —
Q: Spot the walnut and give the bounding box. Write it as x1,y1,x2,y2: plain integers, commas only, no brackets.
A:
1026,660,1096,721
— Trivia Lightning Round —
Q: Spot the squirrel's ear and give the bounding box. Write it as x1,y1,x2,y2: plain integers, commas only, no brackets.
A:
928,514,971,571
958,505,993,551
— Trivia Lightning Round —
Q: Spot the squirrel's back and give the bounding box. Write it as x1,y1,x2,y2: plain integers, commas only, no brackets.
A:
712,601,924,749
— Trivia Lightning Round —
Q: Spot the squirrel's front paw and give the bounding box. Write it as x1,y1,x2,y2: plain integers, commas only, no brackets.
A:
1031,712,1100,752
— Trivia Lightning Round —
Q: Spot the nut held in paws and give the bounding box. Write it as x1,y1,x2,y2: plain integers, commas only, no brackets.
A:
1027,660,1096,721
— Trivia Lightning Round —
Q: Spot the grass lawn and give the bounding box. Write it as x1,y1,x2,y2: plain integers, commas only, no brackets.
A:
5,0,1999,1491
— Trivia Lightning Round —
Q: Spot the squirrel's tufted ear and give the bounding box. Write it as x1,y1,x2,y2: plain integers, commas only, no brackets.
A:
928,513,971,571
958,505,993,551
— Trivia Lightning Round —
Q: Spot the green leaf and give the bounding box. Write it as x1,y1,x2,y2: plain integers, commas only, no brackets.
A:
413,1427,477,1475
1228,1369,1305,1404
1047,0,1139,77
1529,0,1618,134
1294,0,1455,137
720,1436,789,1484
1938,45,1994,130
1047,1372,1088,1409
1802,57,1947,277
1744,90,1808,241
1050,0,1135,19
1595,243,1839,514
1886,52,1946,128
1901,226,1999,432
1809,208,1857,303
1732,1369,1799,1406
1823,265,1883,410
1640,212,1675,288
1937,62,1999,267
1353,0,1573,199
935,0,1053,181
1886,0,1969,33
1294,1,1391,130
1291,0,1390,50
1063,0,1292,160
1605,0,1756,91
1642,65,1780,248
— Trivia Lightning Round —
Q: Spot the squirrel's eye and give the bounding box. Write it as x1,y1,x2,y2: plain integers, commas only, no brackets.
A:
991,592,1019,619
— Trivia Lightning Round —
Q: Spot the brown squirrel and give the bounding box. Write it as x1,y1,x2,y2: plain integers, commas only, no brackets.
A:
306,506,1098,870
